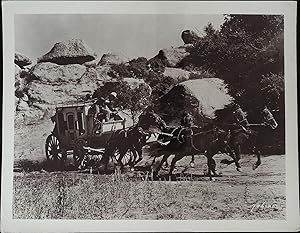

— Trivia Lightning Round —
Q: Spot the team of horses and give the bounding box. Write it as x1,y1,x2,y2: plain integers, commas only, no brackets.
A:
102,104,278,180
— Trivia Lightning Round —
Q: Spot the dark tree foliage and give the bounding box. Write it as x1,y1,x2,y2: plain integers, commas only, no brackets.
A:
107,56,177,103
183,15,285,153
186,15,284,114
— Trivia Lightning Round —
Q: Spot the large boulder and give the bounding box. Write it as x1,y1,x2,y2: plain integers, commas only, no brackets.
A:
181,30,201,44
38,39,97,65
15,52,32,68
154,45,191,68
31,62,87,83
98,52,128,66
153,78,234,126
28,81,77,104
28,63,109,105
26,60,114,106
163,67,191,82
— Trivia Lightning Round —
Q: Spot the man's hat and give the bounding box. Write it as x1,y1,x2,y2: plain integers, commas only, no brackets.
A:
110,92,117,98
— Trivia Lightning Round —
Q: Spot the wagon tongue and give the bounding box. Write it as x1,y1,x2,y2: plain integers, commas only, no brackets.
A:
82,146,105,153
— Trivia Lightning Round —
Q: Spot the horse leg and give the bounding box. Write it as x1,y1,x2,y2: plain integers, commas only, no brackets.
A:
220,144,241,171
168,154,184,178
190,155,195,168
228,144,241,171
210,157,218,176
163,160,169,168
135,146,143,164
206,154,214,181
117,147,127,171
252,146,261,170
153,153,170,179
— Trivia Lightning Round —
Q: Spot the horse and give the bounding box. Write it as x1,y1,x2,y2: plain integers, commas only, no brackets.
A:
102,110,167,171
150,124,239,181
219,106,278,170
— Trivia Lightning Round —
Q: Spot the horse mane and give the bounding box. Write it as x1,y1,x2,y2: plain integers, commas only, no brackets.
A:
214,103,240,123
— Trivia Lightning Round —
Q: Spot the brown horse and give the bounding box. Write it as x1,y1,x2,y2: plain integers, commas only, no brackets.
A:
102,110,167,170
150,124,239,180
219,106,278,170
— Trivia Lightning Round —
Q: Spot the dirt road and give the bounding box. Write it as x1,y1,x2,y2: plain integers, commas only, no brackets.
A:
13,154,285,219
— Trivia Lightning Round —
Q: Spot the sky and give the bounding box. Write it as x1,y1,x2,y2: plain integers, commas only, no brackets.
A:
15,14,225,63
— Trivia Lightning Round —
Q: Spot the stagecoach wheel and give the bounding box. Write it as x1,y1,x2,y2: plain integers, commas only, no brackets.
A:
45,134,66,161
113,148,134,166
73,139,87,169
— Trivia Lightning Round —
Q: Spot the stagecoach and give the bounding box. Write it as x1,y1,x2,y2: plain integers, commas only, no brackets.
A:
45,101,135,169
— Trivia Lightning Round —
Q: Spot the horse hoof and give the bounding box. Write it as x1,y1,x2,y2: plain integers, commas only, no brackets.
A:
190,162,195,168
130,167,135,172
210,177,216,181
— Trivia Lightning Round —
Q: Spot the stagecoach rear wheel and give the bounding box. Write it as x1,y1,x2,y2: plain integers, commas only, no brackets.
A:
113,148,134,166
73,139,87,169
45,134,67,161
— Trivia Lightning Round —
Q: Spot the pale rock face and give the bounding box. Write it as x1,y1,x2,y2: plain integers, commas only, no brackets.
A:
31,62,87,83
163,68,191,82
153,78,234,126
28,81,78,105
98,53,127,66
38,38,97,65
17,99,30,111
154,45,191,68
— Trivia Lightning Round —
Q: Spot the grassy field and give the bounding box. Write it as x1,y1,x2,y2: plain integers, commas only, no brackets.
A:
13,154,286,220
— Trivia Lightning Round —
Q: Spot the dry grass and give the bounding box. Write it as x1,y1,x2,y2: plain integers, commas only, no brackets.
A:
13,154,286,220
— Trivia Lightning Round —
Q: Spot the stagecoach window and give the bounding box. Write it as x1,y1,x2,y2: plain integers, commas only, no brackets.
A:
67,114,75,130
57,112,66,135
77,112,84,131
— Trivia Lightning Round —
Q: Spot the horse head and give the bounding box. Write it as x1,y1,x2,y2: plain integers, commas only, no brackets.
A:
138,111,167,132
261,106,278,129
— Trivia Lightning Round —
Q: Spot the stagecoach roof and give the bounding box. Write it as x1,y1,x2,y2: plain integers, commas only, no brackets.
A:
55,101,93,109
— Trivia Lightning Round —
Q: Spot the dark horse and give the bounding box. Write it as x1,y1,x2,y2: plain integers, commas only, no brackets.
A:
218,105,278,170
102,110,167,170
149,123,240,180
137,110,242,180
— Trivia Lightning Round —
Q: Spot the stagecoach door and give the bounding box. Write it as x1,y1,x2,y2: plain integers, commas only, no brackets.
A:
65,110,86,142
66,113,78,141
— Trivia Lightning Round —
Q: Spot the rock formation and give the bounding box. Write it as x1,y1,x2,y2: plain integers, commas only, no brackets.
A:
98,52,128,66
15,52,32,68
38,39,97,65
153,45,192,68
153,78,234,126
181,30,201,44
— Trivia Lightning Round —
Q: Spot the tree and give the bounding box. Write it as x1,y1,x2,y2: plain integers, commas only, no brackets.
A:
186,15,284,113
93,80,151,124
183,15,285,153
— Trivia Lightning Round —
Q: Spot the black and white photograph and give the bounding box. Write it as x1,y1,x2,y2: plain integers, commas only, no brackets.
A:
2,1,298,232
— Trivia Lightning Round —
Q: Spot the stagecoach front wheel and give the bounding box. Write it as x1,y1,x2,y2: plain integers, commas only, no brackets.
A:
113,148,134,166
45,134,66,162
